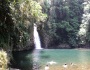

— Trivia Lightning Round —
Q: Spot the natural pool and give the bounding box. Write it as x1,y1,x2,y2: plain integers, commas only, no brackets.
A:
12,49,90,70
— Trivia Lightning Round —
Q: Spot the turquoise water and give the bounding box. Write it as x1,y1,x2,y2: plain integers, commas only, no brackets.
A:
13,49,90,69
32,49,90,65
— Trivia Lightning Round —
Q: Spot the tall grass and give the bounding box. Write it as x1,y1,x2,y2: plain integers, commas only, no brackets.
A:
0,50,8,70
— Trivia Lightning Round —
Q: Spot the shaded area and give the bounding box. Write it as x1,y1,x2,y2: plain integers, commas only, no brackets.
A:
38,0,90,49
11,49,90,68
11,51,33,70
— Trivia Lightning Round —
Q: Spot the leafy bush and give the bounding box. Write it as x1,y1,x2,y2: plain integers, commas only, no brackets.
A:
0,50,8,70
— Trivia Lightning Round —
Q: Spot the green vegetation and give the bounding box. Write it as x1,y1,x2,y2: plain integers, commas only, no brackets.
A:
40,0,90,48
0,0,47,68
0,50,8,70
1,0,90,69
0,0,47,50
0,0,90,49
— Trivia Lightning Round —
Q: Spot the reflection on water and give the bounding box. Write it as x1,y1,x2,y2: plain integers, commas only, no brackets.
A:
12,51,33,70
33,50,41,62
12,49,90,70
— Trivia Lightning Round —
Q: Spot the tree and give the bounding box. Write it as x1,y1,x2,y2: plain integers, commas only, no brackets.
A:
40,0,84,48
0,0,47,50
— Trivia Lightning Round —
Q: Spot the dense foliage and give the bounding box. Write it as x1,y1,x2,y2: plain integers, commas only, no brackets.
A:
0,0,47,50
40,0,90,48
0,0,13,50
0,50,8,70
0,0,90,49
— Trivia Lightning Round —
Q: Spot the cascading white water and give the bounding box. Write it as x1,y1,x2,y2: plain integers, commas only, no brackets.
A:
34,24,42,49
78,1,90,44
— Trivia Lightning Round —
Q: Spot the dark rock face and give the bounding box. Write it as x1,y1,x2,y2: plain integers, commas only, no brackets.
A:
38,26,52,49
78,43,90,48
57,43,71,49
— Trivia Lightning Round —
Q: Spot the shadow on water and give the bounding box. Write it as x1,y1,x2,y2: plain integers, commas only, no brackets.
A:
40,50,50,59
11,51,33,70
11,49,45,70
40,55,50,59
11,49,90,70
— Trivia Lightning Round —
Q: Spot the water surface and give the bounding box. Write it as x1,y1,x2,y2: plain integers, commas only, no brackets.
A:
13,49,90,70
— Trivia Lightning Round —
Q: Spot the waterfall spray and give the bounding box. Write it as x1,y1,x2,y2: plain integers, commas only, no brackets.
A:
34,24,42,49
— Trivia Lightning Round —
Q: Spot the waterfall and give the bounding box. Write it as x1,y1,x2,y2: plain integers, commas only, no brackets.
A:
78,1,90,44
34,24,42,49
